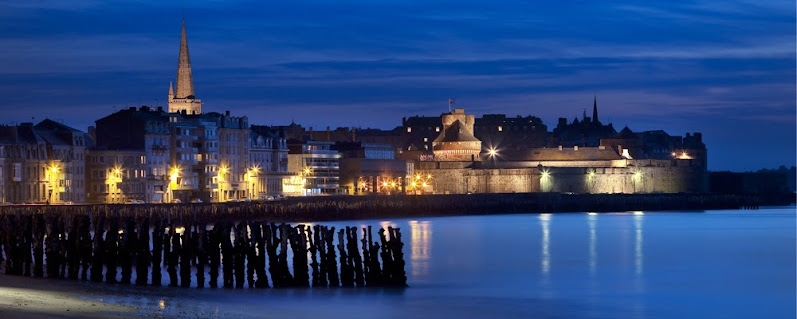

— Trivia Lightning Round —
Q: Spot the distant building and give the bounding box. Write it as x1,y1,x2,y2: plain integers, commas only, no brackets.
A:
333,141,407,194
250,125,291,198
287,140,341,195
475,114,547,150
414,106,708,194
0,121,88,204
432,109,481,161
91,107,250,203
552,97,616,147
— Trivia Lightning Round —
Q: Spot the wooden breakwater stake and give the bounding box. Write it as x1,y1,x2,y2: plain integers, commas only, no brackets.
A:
0,206,407,290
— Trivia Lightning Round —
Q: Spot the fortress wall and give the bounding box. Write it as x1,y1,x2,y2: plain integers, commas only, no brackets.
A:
419,160,706,194
544,165,706,194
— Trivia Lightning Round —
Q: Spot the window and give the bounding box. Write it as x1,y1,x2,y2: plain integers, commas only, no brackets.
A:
498,126,503,132
406,127,412,133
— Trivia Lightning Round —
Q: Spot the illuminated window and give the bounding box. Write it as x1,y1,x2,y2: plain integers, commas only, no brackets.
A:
498,126,503,132
423,137,428,142
407,127,412,133
435,127,440,132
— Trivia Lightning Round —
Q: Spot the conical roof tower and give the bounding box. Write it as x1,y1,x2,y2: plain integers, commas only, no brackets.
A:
168,19,202,114
175,20,194,99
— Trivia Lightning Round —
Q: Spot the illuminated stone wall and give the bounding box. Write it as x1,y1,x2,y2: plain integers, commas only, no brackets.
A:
418,159,707,194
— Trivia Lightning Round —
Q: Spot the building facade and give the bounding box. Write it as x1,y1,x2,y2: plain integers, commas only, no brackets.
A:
288,140,341,195
250,125,291,198
0,121,88,204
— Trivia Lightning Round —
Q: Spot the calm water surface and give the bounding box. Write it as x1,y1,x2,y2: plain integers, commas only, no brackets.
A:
96,207,795,319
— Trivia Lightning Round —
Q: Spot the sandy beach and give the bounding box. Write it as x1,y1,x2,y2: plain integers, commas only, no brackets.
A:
0,274,137,318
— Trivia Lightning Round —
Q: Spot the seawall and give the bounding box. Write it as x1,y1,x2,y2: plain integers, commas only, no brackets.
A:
1,192,789,223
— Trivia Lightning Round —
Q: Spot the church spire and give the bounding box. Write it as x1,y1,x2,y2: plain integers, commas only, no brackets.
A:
168,19,201,114
175,19,194,99
592,95,599,123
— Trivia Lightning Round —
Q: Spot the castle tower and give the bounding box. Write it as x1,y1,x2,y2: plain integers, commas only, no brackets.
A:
432,108,482,161
168,20,202,114
592,95,599,123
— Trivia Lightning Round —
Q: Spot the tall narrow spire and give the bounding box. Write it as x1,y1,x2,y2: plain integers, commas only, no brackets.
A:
592,95,599,123
168,19,201,114
175,19,194,99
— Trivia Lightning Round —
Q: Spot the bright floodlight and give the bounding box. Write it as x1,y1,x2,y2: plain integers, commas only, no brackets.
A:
488,148,497,156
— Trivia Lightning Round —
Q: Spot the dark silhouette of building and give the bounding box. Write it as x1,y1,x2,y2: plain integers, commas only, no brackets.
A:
552,97,616,147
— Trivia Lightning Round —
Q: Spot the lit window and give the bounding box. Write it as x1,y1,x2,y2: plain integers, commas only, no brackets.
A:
436,127,440,132
423,137,428,142
407,127,412,133
498,126,503,132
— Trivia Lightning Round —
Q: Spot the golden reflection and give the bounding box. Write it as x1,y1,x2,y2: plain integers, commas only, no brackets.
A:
539,214,551,275
158,299,165,309
408,220,432,277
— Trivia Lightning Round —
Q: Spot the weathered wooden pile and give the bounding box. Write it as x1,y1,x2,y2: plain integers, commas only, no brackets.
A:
0,206,407,288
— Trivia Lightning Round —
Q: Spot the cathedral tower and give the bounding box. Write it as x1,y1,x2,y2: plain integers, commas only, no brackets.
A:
168,20,202,114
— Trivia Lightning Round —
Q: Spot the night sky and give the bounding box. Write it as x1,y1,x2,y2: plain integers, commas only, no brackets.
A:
0,1,794,171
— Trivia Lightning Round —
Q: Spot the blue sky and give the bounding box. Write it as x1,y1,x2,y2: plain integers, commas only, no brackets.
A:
0,0,794,171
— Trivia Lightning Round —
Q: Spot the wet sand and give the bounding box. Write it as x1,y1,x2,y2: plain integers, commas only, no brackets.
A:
0,274,135,318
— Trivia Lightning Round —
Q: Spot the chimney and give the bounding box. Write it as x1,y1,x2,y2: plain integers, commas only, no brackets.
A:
225,110,230,116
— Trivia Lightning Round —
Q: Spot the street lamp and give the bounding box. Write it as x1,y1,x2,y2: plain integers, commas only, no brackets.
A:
46,164,60,204
248,166,260,200
169,166,180,203
218,165,228,202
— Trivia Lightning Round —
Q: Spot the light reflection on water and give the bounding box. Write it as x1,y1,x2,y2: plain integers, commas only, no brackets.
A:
408,220,431,277
539,213,551,276
71,208,794,319
588,213,597,274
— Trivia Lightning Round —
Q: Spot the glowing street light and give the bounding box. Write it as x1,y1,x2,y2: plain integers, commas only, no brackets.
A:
170,166,181,180
488,148,497,157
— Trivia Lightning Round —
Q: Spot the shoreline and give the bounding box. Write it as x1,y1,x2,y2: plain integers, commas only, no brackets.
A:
1,192,792,223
